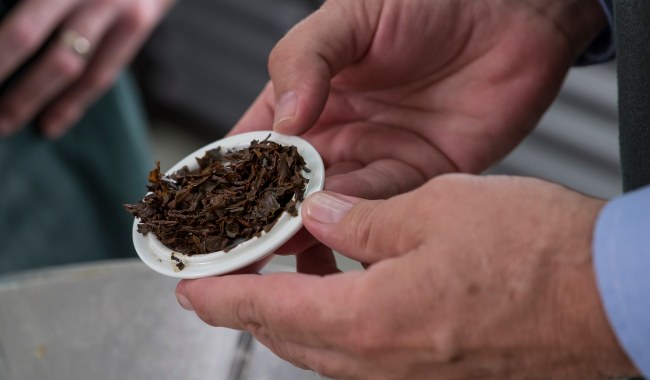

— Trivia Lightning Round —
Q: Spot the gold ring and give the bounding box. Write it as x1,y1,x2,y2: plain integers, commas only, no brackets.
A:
60,30,91,59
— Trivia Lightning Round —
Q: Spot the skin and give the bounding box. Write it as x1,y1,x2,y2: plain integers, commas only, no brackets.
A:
227,0,607,260
178,175,639,379
0,0,173,138
230,0,605,198
176,0,642,378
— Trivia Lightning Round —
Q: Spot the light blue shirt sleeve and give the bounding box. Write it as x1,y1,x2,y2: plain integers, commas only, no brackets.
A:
594,185,650,377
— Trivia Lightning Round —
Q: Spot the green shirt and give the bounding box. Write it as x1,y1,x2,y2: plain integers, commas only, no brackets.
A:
0,74,151,274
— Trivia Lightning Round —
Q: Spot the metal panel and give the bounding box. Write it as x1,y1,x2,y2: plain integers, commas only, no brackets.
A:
0,260,322,380
490,64,621,199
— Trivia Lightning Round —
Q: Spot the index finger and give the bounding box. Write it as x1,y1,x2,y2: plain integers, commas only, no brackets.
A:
176,271,362,347
267,0,378,135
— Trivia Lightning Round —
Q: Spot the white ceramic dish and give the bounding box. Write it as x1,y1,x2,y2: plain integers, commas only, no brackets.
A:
131,131,325,279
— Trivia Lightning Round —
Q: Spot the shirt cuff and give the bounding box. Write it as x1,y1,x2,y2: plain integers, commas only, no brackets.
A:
575,0,615,65
594,185,650,378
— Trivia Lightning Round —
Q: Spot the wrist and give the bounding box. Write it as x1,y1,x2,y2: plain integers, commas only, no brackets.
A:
523,0,608,59
552,198,639,377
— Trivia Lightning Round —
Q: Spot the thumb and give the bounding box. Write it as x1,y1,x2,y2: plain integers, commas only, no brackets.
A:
301,191,422,264
269,1,378,134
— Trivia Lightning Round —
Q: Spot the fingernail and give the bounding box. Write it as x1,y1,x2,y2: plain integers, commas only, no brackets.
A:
273,91,297,131
176,292,194,311
305,192,353,224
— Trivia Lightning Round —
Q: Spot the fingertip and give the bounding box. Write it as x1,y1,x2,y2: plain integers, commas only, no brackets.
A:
40,111,75,139
303,192,357,226
269,31,332,136
302,192,407,264
42,123,66,139
273,120,297,135
271,95,316,136
0,118,12,137
272,91,297,133
175,279,186,297
176,292,194,311
0,111,22,137
175,280,195,311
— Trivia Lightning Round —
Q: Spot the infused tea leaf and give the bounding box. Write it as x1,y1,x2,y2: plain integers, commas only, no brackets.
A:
124,138,309,256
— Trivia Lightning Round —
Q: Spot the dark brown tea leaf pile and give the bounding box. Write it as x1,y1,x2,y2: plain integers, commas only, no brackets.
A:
124,138,309,256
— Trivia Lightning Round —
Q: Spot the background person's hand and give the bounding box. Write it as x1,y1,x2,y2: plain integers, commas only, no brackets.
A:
177,175,640,379
0,0,173,138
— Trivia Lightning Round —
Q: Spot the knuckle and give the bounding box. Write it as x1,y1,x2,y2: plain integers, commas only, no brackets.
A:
268,36,299,74
235,297,260,327
347,202,377,252
122,4,155,31
268,44,286,68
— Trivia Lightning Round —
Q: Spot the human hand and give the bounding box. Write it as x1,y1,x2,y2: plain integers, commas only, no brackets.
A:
231,0,607,260
0,0,172,138
177,175,639,379
231,0,606,199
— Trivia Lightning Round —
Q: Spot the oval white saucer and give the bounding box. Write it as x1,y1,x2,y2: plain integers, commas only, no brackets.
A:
131,131,325,279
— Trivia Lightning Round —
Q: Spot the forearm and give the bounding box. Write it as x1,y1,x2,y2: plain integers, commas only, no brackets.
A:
523,0,607,59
